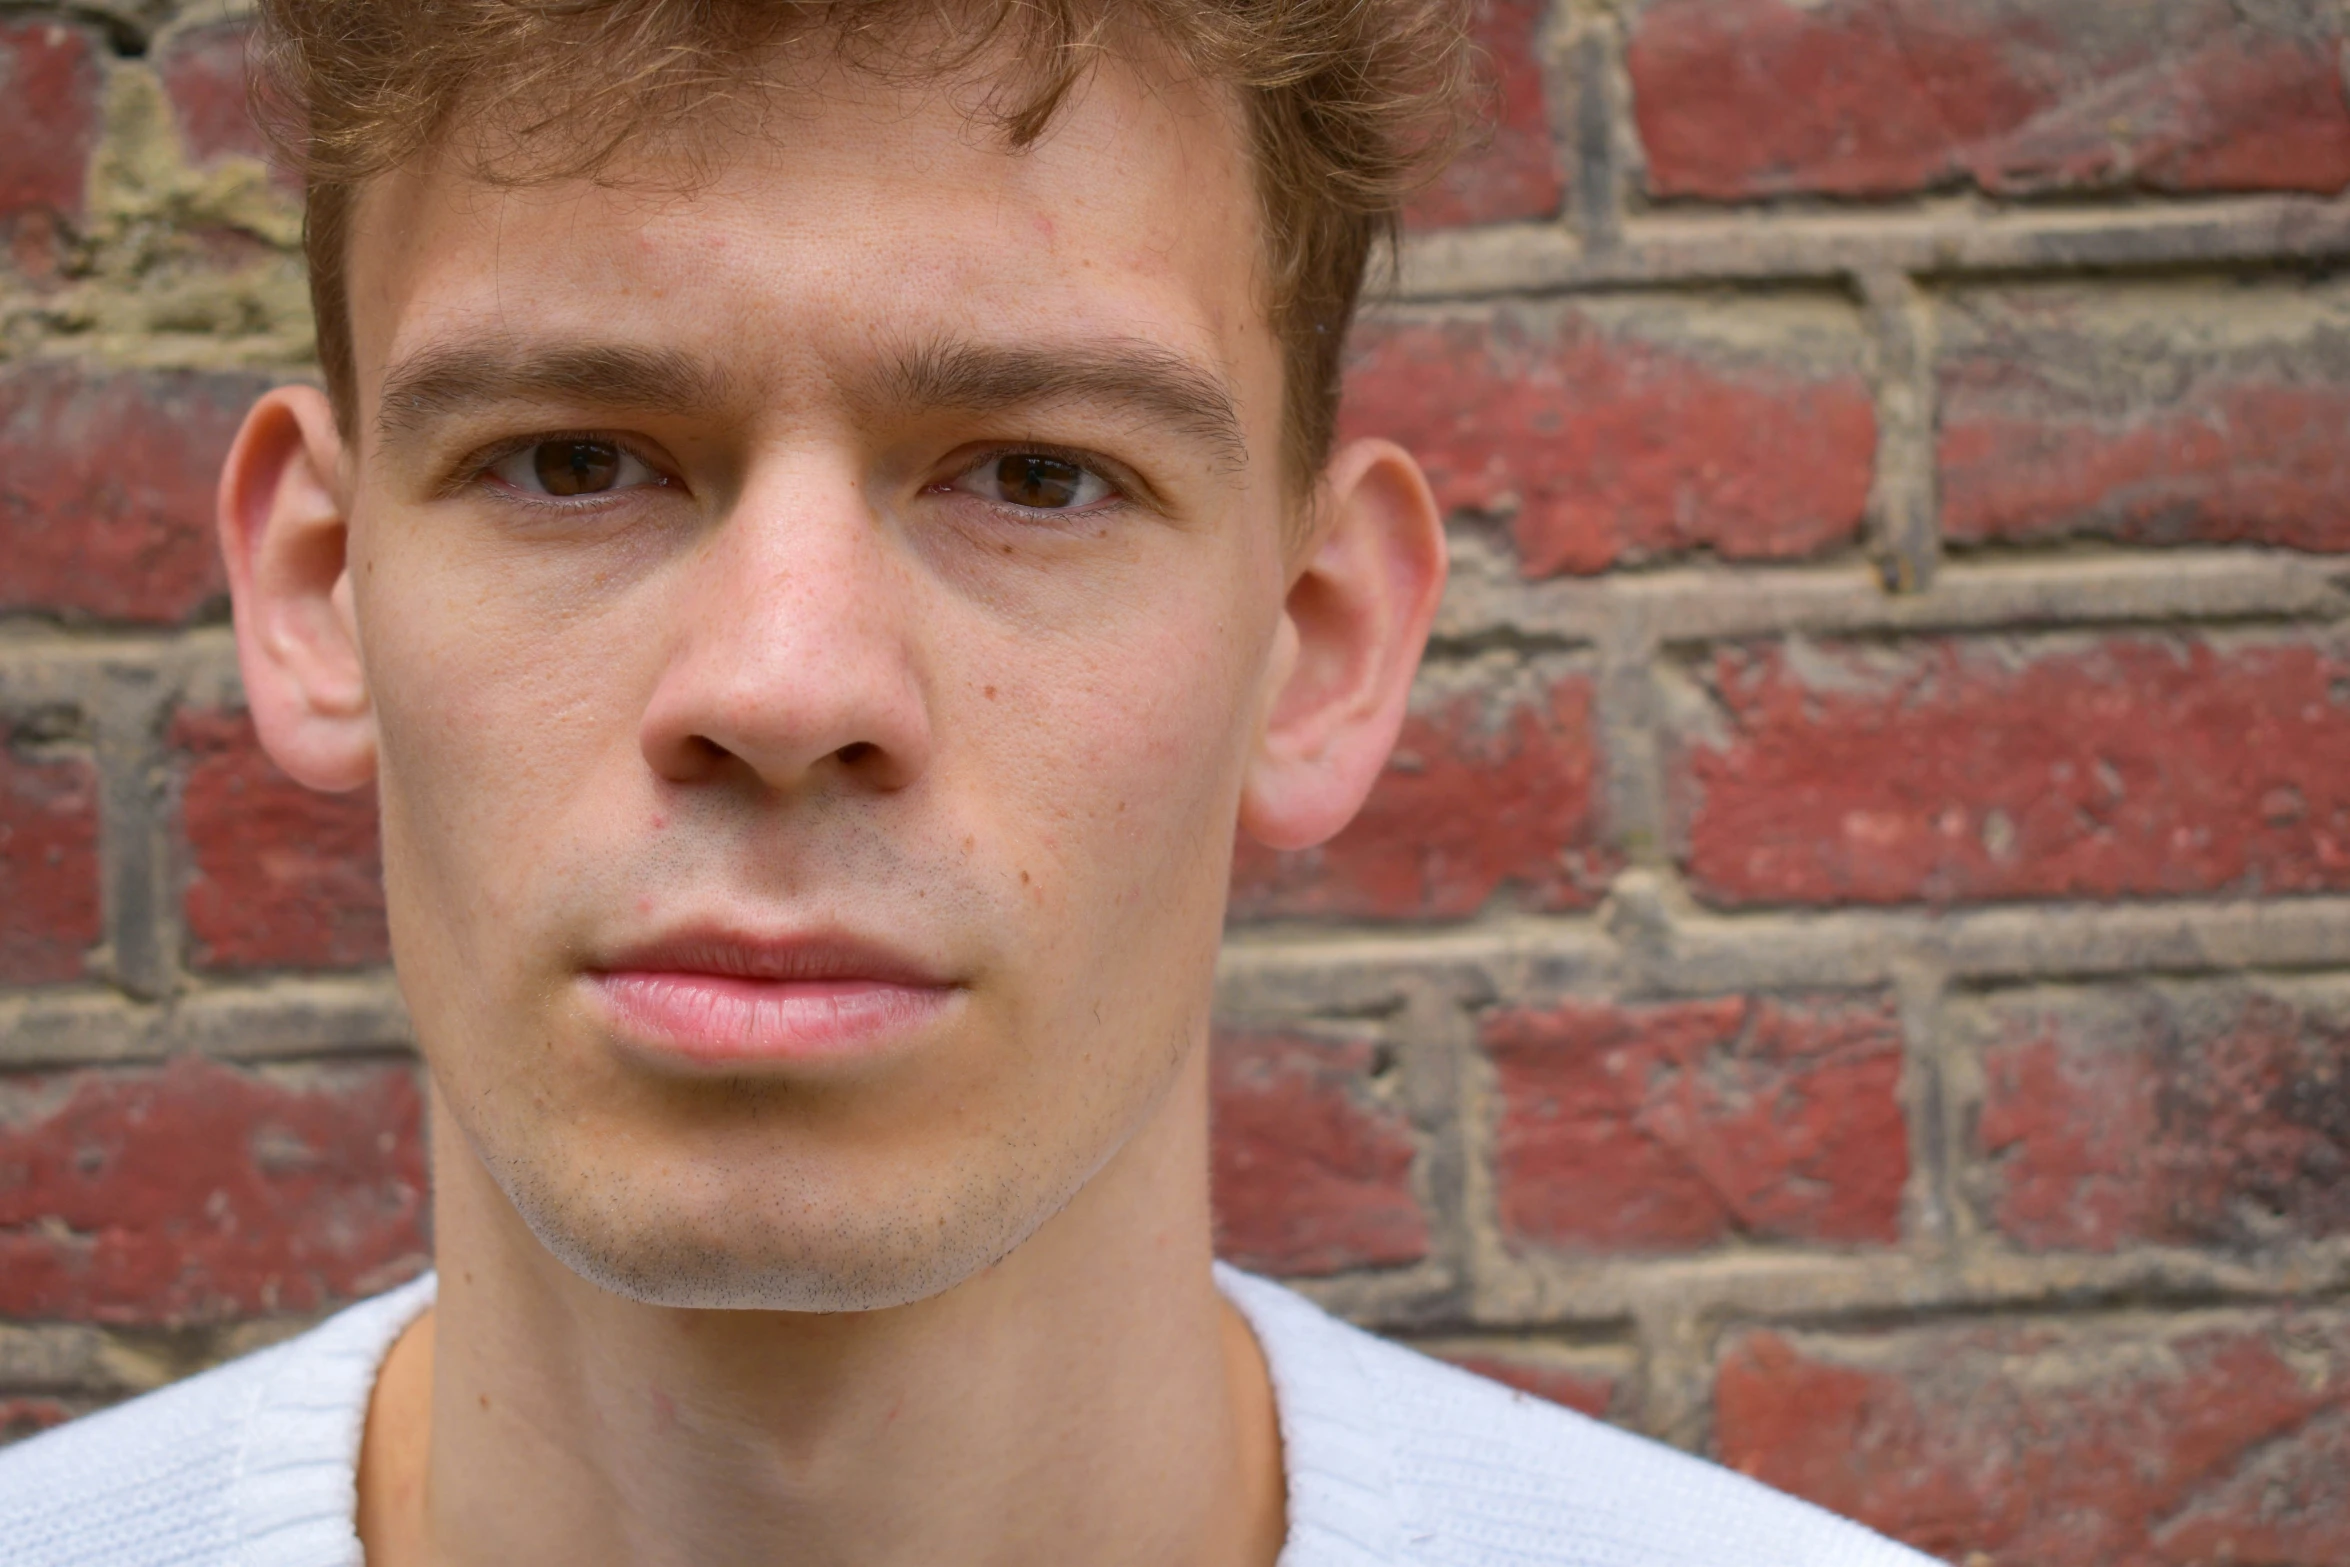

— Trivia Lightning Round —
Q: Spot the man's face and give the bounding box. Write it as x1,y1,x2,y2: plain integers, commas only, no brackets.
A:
337,53,1295,1308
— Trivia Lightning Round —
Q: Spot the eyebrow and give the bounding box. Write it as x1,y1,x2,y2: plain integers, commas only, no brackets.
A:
375,338,733,445
876,335,1248,471
373,330,1249,471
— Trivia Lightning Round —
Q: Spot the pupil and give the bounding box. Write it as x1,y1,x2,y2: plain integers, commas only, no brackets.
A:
535,440,621,496
997,454,1082,509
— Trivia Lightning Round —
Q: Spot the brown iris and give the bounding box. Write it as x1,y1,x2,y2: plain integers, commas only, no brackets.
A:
534,440,624,496
996,454,1086,508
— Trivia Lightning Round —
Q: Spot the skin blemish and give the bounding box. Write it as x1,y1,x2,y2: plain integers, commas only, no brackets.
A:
985,686,998,700
650,1389,678,1433
478,1393,491,1412
1019,870,1030,885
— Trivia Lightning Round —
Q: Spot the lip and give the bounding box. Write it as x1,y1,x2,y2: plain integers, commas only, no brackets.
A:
585,929,962,1069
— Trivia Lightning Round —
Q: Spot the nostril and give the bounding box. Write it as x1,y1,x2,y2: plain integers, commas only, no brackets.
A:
835,741,879,767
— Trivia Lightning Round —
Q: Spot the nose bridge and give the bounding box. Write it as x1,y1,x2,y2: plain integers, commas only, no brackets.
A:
703,460,874,670
641,453,927,792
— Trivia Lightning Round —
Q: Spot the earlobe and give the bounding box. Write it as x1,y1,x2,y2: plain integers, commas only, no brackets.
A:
1237,438,1446,853
217,385,377,792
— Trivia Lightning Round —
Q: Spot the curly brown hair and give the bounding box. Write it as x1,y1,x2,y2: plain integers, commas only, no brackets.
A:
250,0,1478,490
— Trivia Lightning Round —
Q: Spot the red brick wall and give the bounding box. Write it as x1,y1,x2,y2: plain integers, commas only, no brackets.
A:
5,5,2350,1561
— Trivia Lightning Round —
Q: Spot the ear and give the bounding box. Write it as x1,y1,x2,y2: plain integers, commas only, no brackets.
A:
1239,437,1447,852
216,384,376,791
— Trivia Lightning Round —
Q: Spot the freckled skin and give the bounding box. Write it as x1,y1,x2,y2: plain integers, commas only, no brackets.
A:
225,33,1444,1567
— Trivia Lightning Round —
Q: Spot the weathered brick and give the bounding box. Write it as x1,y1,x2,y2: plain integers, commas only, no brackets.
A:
1628,0,2350,201
1426,1345,1622,1418
1341,306,1874,576
0,736,101,986
1966,981,2350,1254
1406,0,1565,229
1210,1029,1428,1277
0,1397,73,1445
0,1056,428,1325
1487,993,1908,1254
1938,281,2350,552
174,710,387,973
1716,1311,2350,1566
155,21,273,169
1231,666,1610,921
1677,635,2350,907
0,22,103,226
0,364,271,625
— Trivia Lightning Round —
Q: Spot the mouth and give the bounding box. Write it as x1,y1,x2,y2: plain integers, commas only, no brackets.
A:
584,929,963,1069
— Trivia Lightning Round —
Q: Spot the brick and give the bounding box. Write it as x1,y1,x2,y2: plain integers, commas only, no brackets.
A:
1628,0,2350,201
1210,1029,1428,1277
1939,282,2350,552
0,22,103,226
1428,1346,1621,1417
1230,668,1611,921
0,1397,73,1445
1486,993,1907,1254
155,21,276,171
0,364,271,626
1406,0,1565,229
174,710,387,973
1967,982,2350,1254
0,1056,428,1325
1677,635,2350,907
1340,307,1874,576
1716,1312,2350,1566
0,737,101,986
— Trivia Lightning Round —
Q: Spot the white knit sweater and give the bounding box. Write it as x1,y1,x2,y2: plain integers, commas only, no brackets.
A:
0,1266,1933,1566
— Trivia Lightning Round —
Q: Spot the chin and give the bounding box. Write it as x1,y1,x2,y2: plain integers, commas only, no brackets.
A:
486,1139,1078,1313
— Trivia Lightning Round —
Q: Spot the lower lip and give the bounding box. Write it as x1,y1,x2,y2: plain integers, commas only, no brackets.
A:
588,972,958,1066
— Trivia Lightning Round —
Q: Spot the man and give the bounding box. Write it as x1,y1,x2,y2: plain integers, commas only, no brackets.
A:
1,3,1932,1563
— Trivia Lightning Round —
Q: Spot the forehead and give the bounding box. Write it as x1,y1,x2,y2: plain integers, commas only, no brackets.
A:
341,50,1274,434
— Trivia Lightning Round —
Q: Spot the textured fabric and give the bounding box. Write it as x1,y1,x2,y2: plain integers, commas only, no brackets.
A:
0,1273,432,1567
0,1268,1933,1566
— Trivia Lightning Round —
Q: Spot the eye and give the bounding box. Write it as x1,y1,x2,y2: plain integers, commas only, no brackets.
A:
951,451,1116,512
485,438,669,499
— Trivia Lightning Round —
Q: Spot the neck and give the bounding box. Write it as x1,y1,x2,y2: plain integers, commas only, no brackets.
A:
357,1049,1284,1567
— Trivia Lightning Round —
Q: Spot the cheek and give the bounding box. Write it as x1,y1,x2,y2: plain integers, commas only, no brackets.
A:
988,579,1270,944
355,539,657,937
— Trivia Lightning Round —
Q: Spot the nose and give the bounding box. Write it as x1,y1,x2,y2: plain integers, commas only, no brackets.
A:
637,462,932,796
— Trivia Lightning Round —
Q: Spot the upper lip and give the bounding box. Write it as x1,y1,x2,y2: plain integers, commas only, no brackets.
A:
590,926,957,988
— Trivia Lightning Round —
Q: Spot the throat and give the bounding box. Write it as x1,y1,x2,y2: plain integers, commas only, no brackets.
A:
354,1275,1286,1567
